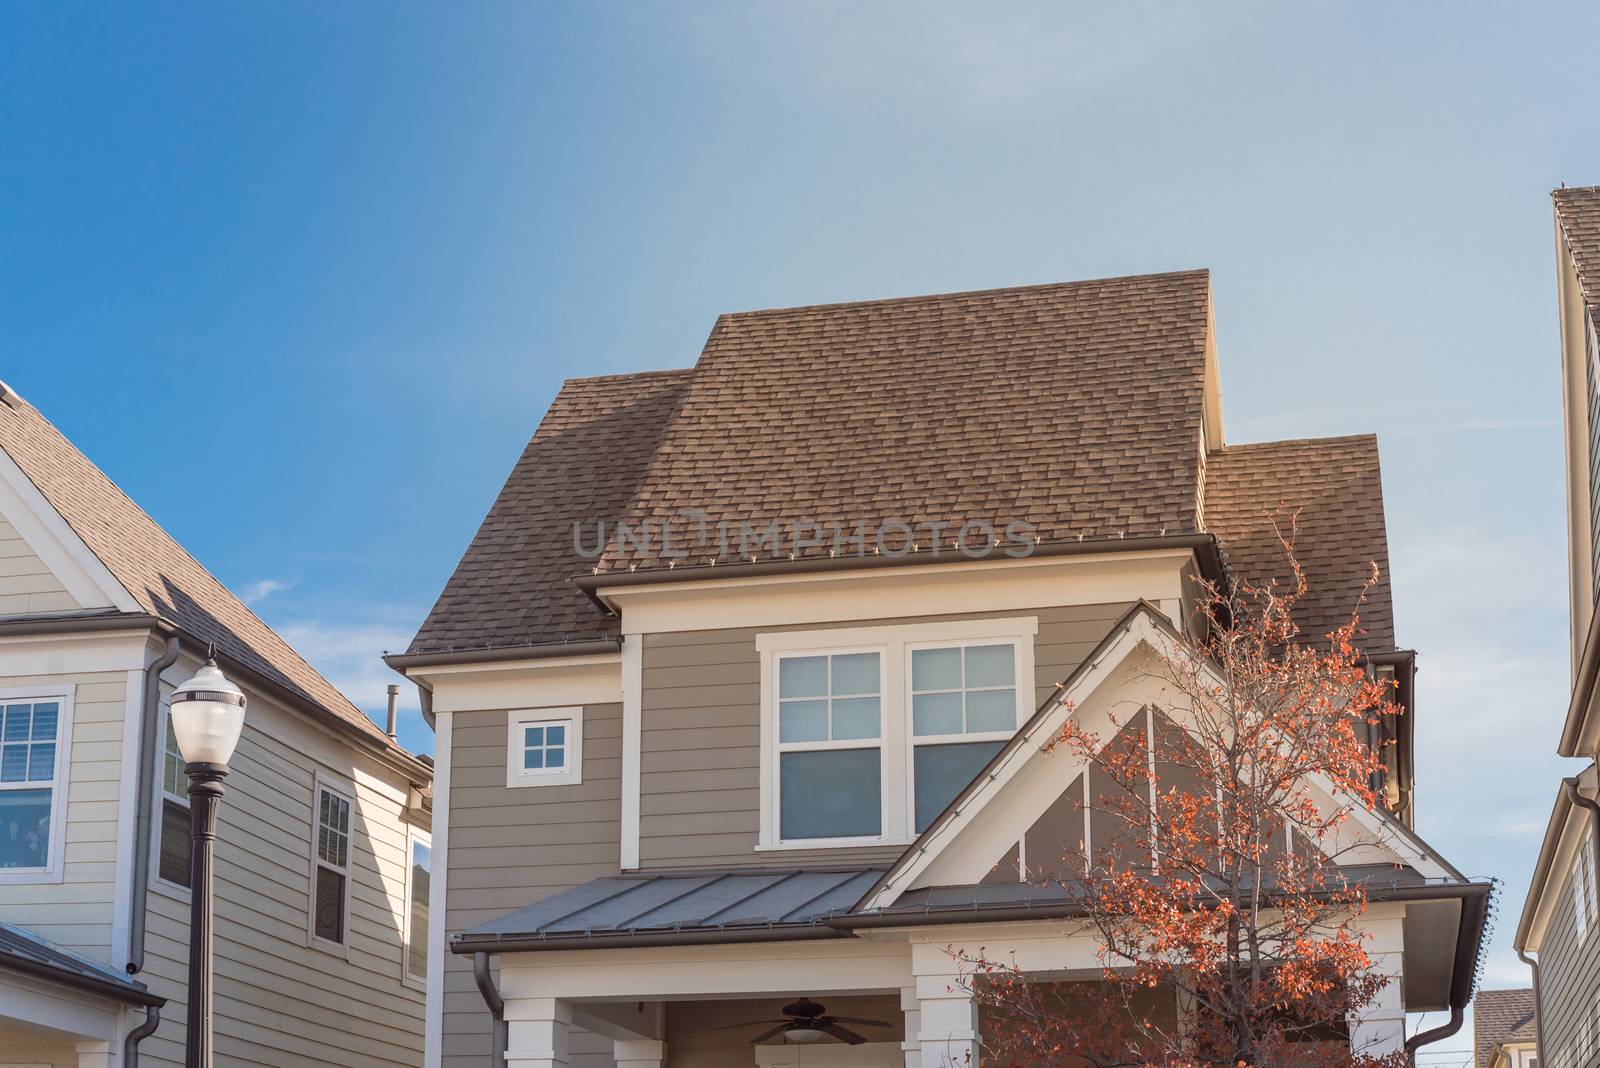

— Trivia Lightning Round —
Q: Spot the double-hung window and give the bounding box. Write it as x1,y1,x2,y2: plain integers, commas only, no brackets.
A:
156,712,191,889
909,642,1020,831
0,695,69,876
1576,830,1598,942
775,651,883,841
758,618,1035,849
404,829,431,986
311,784,352,948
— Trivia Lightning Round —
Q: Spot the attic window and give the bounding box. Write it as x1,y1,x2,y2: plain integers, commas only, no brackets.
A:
506,709,583,788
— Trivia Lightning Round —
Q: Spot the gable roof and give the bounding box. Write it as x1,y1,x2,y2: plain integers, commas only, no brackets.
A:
1473,987,1537,1067
1555,186,1600,318
405,271,1399,661
1204,435,1395,650
0,390,396,749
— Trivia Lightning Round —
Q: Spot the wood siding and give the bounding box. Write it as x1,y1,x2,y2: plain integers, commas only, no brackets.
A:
0,518,77,615
637,602,1133,869
443,702,622,1068
137,685,427,1068
0,669,129,961
1539,835,1600,1068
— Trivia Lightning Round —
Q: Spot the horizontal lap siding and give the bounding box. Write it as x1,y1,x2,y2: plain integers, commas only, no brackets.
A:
0,519,77,614
1541,840,1600,1067
0,669,128,962
444,703,622,1068
139,697,426,1068
637,602,1132,869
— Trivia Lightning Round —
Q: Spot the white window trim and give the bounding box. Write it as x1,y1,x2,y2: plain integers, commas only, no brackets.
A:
0,686,75,884
756,617,1037,851
402,824,432,993
150,698,191,899
506,708,583,788
307,773,356,958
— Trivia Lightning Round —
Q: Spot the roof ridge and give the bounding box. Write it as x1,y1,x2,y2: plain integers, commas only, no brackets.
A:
1213,433,1378,453
716,267,1210,320
561,367,694,387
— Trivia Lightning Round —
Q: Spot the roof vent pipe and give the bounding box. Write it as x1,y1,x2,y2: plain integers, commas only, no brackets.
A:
385,684,400,742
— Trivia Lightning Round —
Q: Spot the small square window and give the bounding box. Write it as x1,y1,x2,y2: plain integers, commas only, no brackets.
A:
507,710,583,788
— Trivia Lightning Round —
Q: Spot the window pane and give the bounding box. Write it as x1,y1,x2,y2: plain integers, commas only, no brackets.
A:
830,697,880,741
964,645,1015,688
780,749,880,839
26,743,55,781
779,656,828,699
912,692,963,736
0,787,52,868
524,725,544,747
914,741,1006,831
965,689,1017,733
315,866,346,943
830,653,879,696
408,841,431,980
3,705,30,742
164,719,184,795
779,699,828,743
545,748,565,768
30,704,58,740
159,798,192,888
0,745,25,782
524,748,545,770
912,648,961,692
546,725,565,746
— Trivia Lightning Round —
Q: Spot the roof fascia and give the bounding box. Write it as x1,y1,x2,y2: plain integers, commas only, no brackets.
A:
0,444,140,613
1516,764,1596,952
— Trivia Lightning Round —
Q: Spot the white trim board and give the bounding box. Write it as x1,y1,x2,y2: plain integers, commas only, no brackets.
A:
620,637,642,870
423,708,452,1068
0,445,138,613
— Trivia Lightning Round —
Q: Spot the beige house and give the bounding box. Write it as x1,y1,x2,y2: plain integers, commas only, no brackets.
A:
0,381,433,1067
392,270,1488,1067
1515,185,1600,1068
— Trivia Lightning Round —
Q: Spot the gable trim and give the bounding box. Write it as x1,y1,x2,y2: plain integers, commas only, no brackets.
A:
0,445,139,613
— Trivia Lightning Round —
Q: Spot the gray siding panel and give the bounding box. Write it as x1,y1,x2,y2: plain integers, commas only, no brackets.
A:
637,602,1132,870
1541,836,1600,1067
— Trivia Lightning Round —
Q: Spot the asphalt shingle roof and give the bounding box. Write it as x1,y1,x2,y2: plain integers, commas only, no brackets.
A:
0,392,393,746
1473,987,1536,1067
1555,186,1600,318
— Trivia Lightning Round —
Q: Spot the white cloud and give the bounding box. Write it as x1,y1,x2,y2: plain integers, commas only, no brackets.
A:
240,578,291,605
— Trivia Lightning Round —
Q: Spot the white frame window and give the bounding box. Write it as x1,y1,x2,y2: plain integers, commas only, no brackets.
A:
403,825,431,991
308,778,355,954
756,617,1036,850
1576,829,1598,942
0,689,73,883
772,647,886,845
153,702,191,892
506,709,583,788
906,638,1025,833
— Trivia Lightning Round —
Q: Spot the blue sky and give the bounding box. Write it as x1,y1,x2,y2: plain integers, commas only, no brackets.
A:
1,3,1590,1046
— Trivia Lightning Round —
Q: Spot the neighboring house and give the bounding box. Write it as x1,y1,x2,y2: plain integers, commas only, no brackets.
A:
1518,186,1600,1068
0,382,433,1068
389,270,1488,1068
1475,988,1539,1068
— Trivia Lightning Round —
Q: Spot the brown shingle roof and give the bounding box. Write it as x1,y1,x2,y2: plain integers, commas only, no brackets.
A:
1473,987,1536,1067
0,393,393,746
1555,186,1600,316
406,369,692,654
1204,435,1395,651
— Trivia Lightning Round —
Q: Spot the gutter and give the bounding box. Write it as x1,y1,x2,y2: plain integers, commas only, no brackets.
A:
384,639,622,671
574,532,1226,607
1562,604,1600,757
1517,948,1545,1058
0,951,165,1008
126,633,181,974
0,611,165,637
1404,880,1492,1066
472,951,508,1067
453,923,849,955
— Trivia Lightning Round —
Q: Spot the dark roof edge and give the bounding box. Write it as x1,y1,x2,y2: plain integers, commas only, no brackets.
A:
386,639,623,671
0,610,164,636
0,945,165,1008
451,922,849,955
577,532,1224,595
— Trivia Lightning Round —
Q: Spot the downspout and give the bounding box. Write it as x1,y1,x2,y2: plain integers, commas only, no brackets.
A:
123,1004,162,1067
473,950,507,1066
1518,948,1545,1057
1404,1005,1463,1065
127,634,182,974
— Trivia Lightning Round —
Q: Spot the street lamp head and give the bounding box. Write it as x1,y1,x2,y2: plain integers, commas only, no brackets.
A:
170,653,247,768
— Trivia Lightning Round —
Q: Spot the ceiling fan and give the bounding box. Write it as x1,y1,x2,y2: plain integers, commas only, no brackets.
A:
722,996,893,1045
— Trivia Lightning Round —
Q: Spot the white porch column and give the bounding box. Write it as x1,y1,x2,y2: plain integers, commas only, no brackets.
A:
915,973,978,1067
75,1040,113,1068
1348,914,1406,1060
612,1038,666,1067
900,986,922,1068
505,996,571,1068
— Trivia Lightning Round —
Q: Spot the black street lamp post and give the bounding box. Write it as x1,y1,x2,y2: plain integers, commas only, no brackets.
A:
168,652,247,1068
